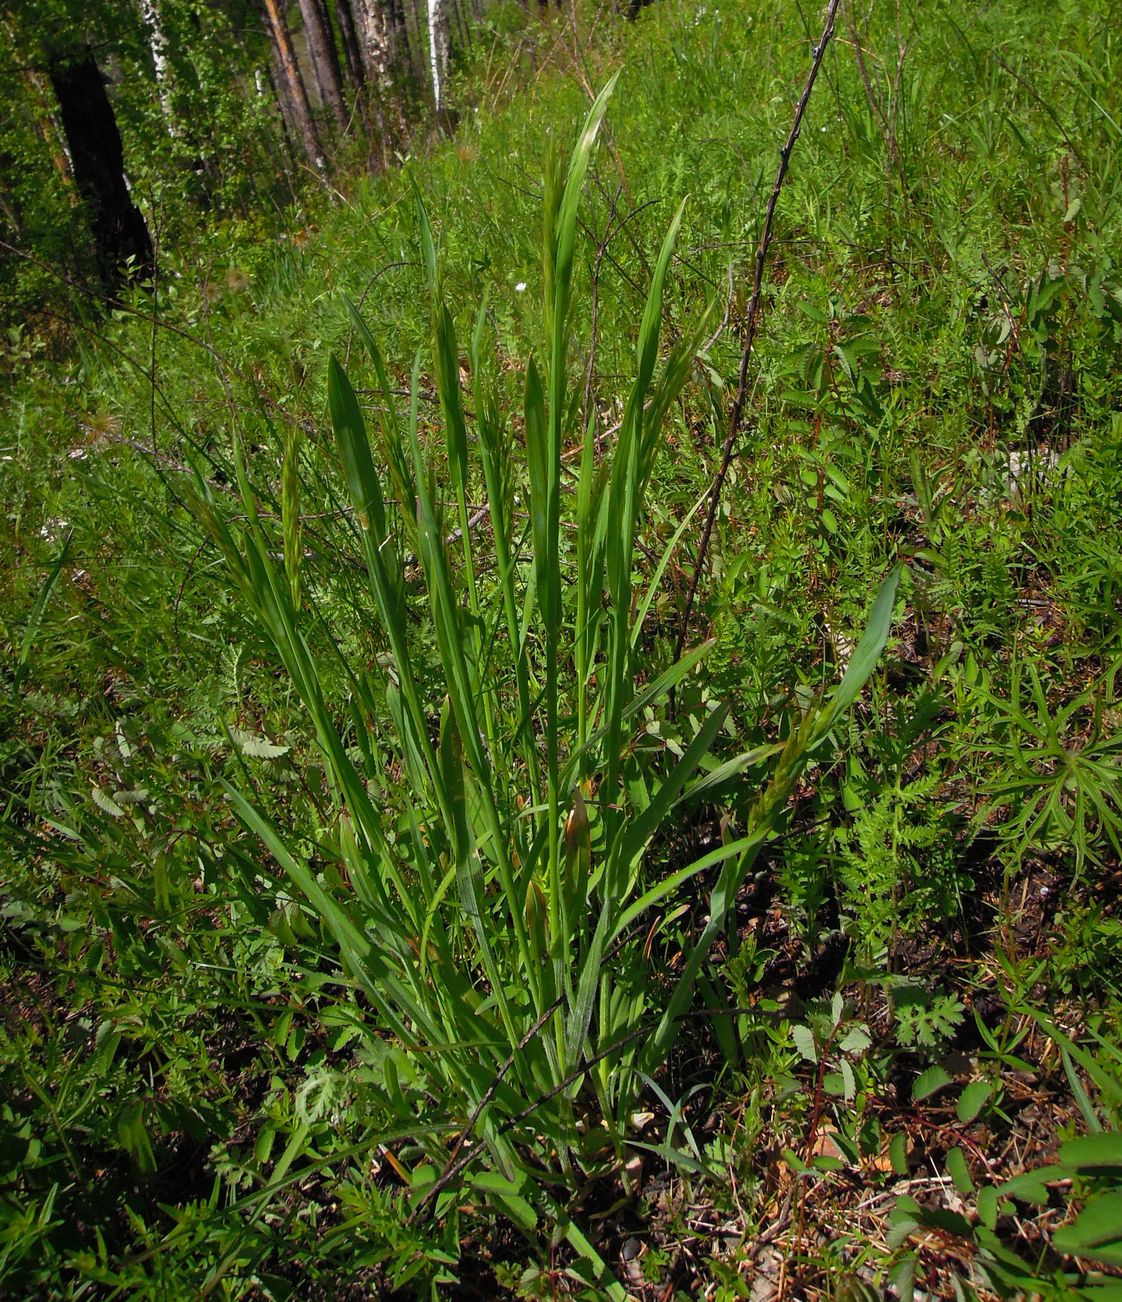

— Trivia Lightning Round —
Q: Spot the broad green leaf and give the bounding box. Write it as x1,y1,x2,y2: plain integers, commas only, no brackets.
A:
328,353,388,541
889,1133,909,1175
792,1024,817,1065
1061,1133,1122,1170
913,1065,953,1101
1054,1192,1122,1264
815,565,903,738
957,1079,993,1123
946,1146,974,1194
1003,1165,1074,1203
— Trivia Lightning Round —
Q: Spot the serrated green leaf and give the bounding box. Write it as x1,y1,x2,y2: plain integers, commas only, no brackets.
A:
1054,1192,1122,1264
839,1024,871,1054
1002,1164,1073,1203
889,1133,910,1175
957,1080,993,1124
792,1023,817,1064
946,1146,974,1194
913,1065,953,1101
92,786,126,818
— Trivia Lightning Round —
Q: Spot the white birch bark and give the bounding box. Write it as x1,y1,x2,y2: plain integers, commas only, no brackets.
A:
426,0,448,113
354,0,395,84
139,0,177,134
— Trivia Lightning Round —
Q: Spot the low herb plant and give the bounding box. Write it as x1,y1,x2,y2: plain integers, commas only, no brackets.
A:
189,80,898,1285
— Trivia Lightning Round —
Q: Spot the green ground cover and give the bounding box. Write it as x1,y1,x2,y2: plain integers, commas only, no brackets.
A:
2,0,1122,1296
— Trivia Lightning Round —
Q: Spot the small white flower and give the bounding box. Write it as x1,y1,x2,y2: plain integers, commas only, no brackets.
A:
68,447,88,460
514,281,527,293
39,517,68,542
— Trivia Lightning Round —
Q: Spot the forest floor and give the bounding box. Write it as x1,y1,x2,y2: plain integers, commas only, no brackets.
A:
3,0,1122,1297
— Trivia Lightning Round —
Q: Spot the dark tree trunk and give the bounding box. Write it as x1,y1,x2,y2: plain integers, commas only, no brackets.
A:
297,0,348,132
335,0,366,90
451,0,470,52
47,45,153,294
400,0,427,89
260,0,324,168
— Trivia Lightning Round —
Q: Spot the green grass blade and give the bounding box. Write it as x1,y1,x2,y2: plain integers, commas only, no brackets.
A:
813,565,903,740
13,531,72,695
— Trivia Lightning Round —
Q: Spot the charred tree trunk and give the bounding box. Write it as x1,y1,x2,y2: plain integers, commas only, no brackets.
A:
260,0,324,168
47,45,153,293
297,0,348,132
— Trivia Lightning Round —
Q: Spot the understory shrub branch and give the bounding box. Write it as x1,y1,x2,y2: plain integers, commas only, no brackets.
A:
676,0,843,658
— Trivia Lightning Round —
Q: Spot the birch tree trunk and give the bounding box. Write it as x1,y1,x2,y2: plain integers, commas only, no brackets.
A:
352,0,397,86
296,0,348,132
138,0,177,134
425,0,449,115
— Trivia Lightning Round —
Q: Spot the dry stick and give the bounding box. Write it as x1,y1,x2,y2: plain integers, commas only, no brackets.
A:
674,0,842,662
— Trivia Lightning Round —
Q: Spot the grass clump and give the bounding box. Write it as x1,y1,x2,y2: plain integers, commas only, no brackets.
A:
2,0,1122,1295
188,79,896,1291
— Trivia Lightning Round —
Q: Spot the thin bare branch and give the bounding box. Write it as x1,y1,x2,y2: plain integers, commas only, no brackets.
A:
674,0,843,661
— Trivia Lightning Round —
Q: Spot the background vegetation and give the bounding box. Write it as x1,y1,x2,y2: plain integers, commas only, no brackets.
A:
2,0,1121,1296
